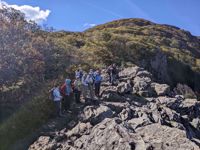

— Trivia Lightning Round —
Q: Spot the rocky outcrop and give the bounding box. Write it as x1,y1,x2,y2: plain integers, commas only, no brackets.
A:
29,66,200,150
81,105,114,125
174,83,197,99
136,124,199,150
150,51,170,83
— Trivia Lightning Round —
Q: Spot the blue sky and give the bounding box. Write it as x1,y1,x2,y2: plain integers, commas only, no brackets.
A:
2,0,200,35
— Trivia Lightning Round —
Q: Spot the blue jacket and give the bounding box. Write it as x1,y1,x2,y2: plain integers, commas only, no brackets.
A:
65,79,72,96
94,74,102,83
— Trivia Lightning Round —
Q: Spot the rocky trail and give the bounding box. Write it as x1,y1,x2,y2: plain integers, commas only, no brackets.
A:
29,66,200,150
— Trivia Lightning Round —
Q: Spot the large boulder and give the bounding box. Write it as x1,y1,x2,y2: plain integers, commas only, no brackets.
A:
133,76,154,97
150,51,170,83
117,81,133,94
29,136,59,150
174,83,197,99
151,83,170,96
71,118,146,150
178,99,200,118
155,96,177,105
128,116,151,130
81,105,114,125
105,102,130,114
65,122,93,138
136,70,152,78
190,118,200,131
167,98,200,119
101,72,110,83
136,124,199,150
118,66,142,79
101,86,126,102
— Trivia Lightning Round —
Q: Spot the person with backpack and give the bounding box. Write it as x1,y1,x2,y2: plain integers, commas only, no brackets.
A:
60,79,73,111
51,84,62,117
86,70,95,99
75,68,83,79
73,76,82,103
94,70,102,97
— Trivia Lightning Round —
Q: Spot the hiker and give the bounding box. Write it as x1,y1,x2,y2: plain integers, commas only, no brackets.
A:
81,73,89,99
61,79,73,111
88,69,95,81
75,68,83,79
52,84,62,116
94,70,102,97
107,64,118,85
73,76,82,103
86,70,95,99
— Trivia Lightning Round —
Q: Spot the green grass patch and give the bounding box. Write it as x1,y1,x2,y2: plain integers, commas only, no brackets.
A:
0,95,55,150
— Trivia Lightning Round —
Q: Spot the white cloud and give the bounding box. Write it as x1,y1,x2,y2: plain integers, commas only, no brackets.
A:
83,23,96,28
0,1,51,24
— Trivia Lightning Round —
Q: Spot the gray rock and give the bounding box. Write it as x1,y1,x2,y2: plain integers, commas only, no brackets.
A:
117,81,133,94
174,83,197,99
66,122,92,138
82,105,114,125
133,76,154,97
104,102,130,114
29,136,56,150
136,124,199,150
128,116,151,130
119,108,132,121
155,96,177,105
150,51,170,83
169,98,200,119
72,118,146,150
136,70,152,78
101,86,126,102
29,66,200,150
151,83,170,96
190,118,200,130
175,94,185,100
119,66,141,79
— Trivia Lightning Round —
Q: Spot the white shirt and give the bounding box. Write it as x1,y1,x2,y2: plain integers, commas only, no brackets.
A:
53,88,62,101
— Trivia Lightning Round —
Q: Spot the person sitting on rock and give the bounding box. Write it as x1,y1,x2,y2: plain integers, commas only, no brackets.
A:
94,70,102,97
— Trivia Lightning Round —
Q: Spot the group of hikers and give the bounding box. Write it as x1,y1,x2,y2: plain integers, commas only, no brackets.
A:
50,64,118,117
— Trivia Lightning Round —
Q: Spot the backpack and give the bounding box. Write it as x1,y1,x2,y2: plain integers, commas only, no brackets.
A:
49,88,55,100
60,84,66,96
75,70,83,78
87,75,94,84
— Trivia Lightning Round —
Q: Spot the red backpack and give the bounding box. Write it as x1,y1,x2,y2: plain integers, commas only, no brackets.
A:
60,83,66,96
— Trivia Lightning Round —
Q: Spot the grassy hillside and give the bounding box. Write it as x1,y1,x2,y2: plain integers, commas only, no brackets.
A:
80,18,200,90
